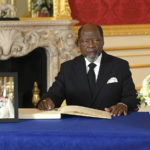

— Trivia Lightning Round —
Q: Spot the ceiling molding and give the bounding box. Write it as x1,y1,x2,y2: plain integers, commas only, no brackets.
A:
130,64,150,68
74,24,150,37
104,46,150,51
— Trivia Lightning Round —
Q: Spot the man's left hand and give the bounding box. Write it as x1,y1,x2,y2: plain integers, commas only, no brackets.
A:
104,104,127,116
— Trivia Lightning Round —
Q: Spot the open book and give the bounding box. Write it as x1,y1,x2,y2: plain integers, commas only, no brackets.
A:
19,105,112,119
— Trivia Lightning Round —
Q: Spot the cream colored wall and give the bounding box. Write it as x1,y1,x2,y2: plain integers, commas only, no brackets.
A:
74,24,150,91
61,30,150,108
14,0,28,17
74,27,150,91
103,35,150,91
0,0,29,17
104,35,150,48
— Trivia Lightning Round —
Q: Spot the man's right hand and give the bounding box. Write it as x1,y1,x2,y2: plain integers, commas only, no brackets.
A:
38,98,55,110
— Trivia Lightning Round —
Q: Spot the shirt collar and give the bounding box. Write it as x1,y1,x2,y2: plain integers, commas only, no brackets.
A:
85,53,102,68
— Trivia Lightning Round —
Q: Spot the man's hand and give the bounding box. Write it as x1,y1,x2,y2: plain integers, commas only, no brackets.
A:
104,104,127,116
38,98,55,110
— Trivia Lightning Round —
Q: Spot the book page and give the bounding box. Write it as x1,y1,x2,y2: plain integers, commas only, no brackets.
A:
19,108,61,119
60,105,111,119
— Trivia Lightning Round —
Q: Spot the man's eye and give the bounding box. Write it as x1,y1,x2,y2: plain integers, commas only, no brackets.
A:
83,40,88,43
81,40,88,43
93,39,100,42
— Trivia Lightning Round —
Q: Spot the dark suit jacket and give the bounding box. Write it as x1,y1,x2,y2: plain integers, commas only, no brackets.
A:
44,51,139,111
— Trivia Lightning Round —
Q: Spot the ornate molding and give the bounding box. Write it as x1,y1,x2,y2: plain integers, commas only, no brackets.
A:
0,29,53,60
130,64,150,69
117,54,150,58
0,20,78,28
56,30,78,62
104,46,150,51
0,20,79,88
74,24,150,37
103,24,150,36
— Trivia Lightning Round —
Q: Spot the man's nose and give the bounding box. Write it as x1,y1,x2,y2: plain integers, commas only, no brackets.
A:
88,40,94,47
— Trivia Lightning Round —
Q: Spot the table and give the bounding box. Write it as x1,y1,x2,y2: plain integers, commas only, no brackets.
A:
0,112,150,150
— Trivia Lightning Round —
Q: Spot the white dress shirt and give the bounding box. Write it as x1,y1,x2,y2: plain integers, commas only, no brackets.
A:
85,53,102,81
84,53,127,109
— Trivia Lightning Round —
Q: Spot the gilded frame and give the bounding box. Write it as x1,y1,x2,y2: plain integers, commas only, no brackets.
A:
21,0,72,20
0,0,72,20
0,72,18,122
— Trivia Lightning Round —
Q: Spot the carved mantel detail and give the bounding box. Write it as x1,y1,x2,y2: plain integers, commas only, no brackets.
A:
0,20,79,88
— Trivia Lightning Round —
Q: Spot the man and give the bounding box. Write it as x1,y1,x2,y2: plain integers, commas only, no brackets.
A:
38,24,139,116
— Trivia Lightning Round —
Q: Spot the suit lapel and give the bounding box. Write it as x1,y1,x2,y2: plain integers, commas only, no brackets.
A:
73,55,91,100
72,53,114,106
93,51,114,101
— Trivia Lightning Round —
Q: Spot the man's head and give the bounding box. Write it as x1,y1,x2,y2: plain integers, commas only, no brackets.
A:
78,24,104,62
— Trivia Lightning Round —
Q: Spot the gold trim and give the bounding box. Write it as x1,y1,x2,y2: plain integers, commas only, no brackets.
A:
117,54,150,58
0,0,14,3
0,0,5,3
77,46,150,55
74,26,80,38
74,24,150,37
28,0,31,12
11,0,14,5
27,0,72,20
53,0,72,20
104,46,150,51
130,64,150,68
103,24,150,36
20,17,56,21
136,87,141,91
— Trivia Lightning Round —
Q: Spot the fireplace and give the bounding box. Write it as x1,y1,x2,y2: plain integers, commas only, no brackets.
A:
0,20,78,107
0,47,47,107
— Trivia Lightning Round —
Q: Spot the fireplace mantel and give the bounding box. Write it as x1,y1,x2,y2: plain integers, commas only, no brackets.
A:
0,20,79,89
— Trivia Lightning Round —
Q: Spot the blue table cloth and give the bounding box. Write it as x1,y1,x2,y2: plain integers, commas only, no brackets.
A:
0,112,150,150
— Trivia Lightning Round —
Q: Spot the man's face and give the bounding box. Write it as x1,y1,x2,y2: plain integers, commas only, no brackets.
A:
79,26,104,62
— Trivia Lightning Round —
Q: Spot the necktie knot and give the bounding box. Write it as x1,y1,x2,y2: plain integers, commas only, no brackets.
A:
88,63,96,70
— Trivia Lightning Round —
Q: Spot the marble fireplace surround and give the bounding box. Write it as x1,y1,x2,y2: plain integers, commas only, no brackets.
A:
0,20,79,89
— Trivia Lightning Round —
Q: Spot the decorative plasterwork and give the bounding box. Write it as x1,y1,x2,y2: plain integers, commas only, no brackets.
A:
74,24,150,37
0,20,79,88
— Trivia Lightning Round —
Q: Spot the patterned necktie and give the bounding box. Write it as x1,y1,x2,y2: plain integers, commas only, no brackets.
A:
87,63,96,98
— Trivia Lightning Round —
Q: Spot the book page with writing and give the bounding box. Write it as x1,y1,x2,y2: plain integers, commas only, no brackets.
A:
60,105,111,119
19,108,61,119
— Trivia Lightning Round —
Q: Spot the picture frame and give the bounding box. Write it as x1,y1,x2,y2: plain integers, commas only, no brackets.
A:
0,0,72,20
0,72,18,122
29,0,72,19
31,0,53,17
